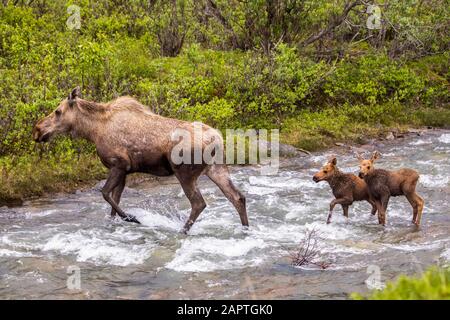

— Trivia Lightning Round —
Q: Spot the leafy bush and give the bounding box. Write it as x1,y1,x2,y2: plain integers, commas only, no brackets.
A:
323,53,424,105
352,267,450,300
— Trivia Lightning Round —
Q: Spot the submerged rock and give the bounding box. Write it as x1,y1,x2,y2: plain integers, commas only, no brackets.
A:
386,132,395,140
258,140,311,157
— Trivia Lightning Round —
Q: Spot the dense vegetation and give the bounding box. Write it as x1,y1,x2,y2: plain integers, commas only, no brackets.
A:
0,0,449,204
352,267,450,300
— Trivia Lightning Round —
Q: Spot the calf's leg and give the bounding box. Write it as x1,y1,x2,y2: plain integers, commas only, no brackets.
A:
368,198,377,216
206,164,248,228
327,198,352,224
342,204,349,218
406,192,424,226
102,168,139,223
415,194,424,226
379,194,390,226
374,200,384,225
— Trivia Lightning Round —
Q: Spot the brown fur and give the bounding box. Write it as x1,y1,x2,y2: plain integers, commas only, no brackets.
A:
357,151,424,226
33,87,249,233
313,157,377,224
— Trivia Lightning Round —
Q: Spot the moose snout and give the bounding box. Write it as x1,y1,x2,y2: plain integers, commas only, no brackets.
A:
32,120,51,143
358,172,364,179
32,126,41,142
312,175,319,183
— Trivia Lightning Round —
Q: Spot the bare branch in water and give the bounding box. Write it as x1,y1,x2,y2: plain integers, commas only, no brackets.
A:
289,229,331,269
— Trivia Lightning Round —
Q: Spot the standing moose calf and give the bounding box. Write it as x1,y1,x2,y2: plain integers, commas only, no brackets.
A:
33,87,249,233
313,157,377,224
357,151,424,226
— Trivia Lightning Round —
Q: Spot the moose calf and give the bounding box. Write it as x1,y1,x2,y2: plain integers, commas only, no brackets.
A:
313,157,377,224
357,151,424,226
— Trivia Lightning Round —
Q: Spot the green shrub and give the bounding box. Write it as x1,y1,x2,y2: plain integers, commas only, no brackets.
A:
323,53,424,105
186,97,236,128
352,267,450,300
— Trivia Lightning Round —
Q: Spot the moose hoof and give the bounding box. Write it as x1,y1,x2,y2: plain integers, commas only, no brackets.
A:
123,215,140,224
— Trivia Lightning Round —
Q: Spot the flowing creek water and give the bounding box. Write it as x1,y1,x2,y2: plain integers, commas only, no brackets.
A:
1,129,449,299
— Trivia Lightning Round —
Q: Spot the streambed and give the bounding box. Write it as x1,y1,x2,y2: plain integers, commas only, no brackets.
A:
1,130,449,299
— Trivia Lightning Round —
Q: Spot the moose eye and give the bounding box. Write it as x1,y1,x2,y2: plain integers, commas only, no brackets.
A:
323,170,328,174
367,166,371,170
55,109,62,117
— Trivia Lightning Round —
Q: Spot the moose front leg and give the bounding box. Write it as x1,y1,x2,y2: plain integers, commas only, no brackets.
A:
327,198,352,224
368,198,377,216
102,167,140,224
379,194,390,226
342,204,349,218
110,175,126,218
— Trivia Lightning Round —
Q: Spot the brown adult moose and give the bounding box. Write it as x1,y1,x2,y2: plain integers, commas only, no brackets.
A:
313,157,377,224
357,151,424,227
33,87,249,233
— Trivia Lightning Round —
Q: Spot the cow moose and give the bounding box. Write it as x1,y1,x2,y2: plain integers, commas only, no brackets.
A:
33,87,249,233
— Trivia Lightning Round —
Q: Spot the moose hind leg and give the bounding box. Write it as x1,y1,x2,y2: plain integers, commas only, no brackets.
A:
175,173,206,234
416,194,424,226
405,192,419,224
206,165,248,228
408,192,424,226
102,168,139,224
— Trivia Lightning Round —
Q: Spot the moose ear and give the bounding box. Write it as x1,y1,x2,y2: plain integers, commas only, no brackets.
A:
68,86,81,106
329,157,337,166
371,151,381,162
71,86,81,99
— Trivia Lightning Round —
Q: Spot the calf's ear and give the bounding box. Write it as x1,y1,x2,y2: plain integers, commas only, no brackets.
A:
329,157,337,166
371,151,381,162
355,152,364,162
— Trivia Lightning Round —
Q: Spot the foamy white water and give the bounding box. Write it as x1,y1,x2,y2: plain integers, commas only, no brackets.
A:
438,133,450,144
